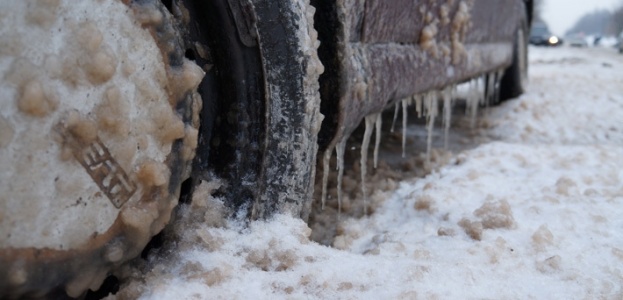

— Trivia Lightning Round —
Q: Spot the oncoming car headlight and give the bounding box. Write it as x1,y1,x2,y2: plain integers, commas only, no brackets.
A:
549,36,559,45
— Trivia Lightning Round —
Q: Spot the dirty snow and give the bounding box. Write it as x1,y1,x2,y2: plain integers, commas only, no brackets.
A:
116,46,623,299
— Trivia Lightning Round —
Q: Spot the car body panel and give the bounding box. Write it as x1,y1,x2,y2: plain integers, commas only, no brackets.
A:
360,0,520,44
317,0,530,150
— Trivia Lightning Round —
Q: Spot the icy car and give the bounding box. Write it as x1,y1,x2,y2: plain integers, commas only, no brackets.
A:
0,0,532,297
529,22,561,46
566,33,588,48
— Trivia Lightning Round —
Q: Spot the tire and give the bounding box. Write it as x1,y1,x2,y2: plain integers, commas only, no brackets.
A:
188,0,322,220
500,13,528,101
249,0,322,220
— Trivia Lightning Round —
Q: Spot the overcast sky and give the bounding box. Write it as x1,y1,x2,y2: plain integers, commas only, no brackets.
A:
542,0,623,35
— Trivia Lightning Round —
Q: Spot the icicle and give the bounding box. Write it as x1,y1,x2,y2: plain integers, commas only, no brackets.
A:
463,81,470,116
335,139,347,215
480,76,490,116
390,102,399,132
402,98,409,158
494,71,502,104
467,79,479,128
373,113,382,169
442,86,453,149
320,147,333,210
425,91,438,164
414,94,423,118
485,73,494,105
360,115,376,215
478,76,486,106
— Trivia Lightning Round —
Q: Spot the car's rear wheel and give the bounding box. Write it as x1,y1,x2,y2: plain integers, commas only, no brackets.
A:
500,12,529,101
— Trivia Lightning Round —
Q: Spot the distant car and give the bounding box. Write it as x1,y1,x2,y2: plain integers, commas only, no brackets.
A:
566,34,589,47
530,23,562,46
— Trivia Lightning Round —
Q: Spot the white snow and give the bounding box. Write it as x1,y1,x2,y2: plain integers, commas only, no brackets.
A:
117,46,623,299
486,46,623,145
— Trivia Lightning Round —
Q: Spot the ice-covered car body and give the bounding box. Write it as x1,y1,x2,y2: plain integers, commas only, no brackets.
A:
313,0,531,209
316,0,531,153
0,0,531,297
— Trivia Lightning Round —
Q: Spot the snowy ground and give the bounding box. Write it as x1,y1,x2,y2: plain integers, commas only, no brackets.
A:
114,46,623,299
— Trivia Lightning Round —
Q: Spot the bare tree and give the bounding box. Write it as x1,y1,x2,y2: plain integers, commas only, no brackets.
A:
566,9,612,35
608,2,623,35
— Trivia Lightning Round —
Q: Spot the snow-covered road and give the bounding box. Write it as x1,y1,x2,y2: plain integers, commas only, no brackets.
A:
116,46,623,299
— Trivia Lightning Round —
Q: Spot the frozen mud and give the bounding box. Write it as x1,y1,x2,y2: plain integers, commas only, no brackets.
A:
113,46,623,299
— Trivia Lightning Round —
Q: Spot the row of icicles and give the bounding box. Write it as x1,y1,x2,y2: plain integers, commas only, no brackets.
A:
320,75,496,215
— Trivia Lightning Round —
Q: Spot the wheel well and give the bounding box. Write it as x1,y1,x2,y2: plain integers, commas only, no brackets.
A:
310,0,342,152
180,0,266,214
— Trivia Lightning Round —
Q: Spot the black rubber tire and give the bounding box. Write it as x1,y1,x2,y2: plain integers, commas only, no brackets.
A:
500,12,528,101
186,0,321,220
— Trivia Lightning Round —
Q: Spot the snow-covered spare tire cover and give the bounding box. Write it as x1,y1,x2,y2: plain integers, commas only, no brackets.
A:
0,0,204,297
